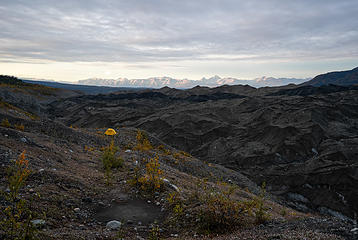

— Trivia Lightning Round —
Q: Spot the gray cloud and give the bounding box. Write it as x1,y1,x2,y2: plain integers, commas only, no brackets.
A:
0,0,357,63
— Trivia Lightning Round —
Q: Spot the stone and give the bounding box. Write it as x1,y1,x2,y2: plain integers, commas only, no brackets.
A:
31,219,46,228
82,197,93,203
74,208,80,213
311,148,318,155
106,220,121,230
287,193,309,203
163,178,180,192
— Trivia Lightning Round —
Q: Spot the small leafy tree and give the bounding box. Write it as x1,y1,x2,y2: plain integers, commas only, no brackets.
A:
101,140,123,184
252,182,270,224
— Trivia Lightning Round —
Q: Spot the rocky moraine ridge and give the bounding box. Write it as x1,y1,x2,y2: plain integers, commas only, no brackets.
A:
49,68,358,222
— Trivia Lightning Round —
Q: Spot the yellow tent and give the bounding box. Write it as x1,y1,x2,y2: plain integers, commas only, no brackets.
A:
104,128,117,136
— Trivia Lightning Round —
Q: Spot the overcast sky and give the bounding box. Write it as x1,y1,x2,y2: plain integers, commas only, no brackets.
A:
0,0,357,81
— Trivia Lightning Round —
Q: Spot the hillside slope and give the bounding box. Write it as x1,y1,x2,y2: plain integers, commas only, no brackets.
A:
302,67,358,86
49,83,358,222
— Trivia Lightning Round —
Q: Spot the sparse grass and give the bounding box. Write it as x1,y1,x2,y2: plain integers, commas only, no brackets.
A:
0,151,38,239
148,221,161,240
280,208,288,217
167,192,184,218
0,98,38,120
84,145,95,152
165,178,270,234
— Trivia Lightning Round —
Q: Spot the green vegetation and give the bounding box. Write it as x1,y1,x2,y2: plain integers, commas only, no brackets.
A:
192,181,247,233
0,75,25,85
129,155,164,194
101,140,124,184
251,182,270,224
165,179,270,234
0,151,38,240
0,98,38,120
157,144,171,155
148,221,161,240
0,118,26,131
14,123,25,131
167,192,184,217
1,118,11,128
0,75,57,96
134,130,153,151
139,155,164,192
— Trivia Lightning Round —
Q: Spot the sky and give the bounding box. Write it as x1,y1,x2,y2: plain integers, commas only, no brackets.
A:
0,0,357,82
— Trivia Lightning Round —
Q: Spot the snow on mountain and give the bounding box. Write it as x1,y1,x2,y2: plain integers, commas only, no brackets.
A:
78,76,310,88
253,76,310,87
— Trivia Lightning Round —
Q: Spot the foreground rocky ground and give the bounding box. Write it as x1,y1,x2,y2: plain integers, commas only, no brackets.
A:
1,116,356,239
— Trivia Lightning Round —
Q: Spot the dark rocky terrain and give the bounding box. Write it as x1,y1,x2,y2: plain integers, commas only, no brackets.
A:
303,67,358,86
48,69,358,223
1,72,358,239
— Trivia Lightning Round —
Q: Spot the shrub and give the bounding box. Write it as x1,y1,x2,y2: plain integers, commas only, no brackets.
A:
193,182,248,233
176,180,269,234
134,130,153,151
14,123,25,131
157,145,171,155
251,182,270,224
138,155,163,193
179,150,191,157
1,118,11,128
101,140,123,184
0,151,38,239
129,155,164,194
167,192,184,217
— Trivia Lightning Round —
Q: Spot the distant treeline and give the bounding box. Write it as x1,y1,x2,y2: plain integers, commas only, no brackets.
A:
0,75,27,85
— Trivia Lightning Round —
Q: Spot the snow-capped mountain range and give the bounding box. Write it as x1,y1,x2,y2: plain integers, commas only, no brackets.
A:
77,76,310,88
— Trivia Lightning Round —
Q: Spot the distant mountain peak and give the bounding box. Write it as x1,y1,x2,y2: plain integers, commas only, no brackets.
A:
78,75,309,88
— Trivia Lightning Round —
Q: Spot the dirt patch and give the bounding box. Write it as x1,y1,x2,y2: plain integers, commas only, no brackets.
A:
94,199,163,225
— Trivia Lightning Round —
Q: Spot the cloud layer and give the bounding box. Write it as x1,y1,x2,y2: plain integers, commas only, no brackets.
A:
1,0,357,64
